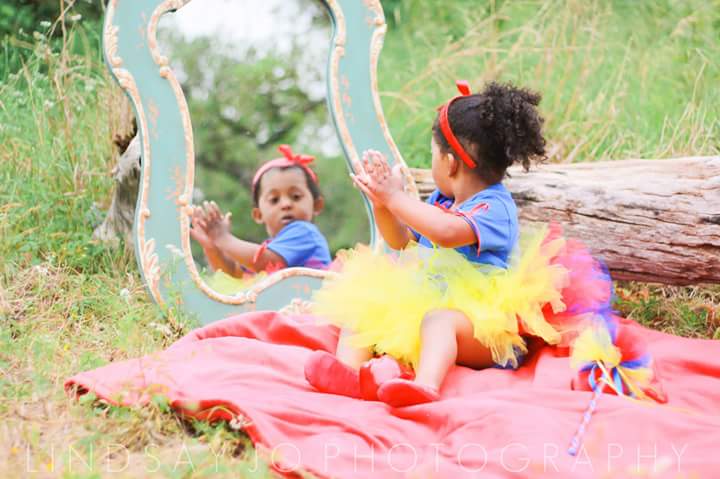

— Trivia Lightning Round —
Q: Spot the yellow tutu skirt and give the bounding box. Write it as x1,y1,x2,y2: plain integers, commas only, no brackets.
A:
203,269,276,295
311,224,611,369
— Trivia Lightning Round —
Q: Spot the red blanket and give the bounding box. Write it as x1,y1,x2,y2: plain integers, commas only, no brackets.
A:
66,312,720,478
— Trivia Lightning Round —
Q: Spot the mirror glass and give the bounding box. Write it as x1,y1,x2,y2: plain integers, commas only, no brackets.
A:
158,0,369,296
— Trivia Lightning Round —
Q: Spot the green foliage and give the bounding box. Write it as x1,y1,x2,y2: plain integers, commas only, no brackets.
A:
0,1,103,76
0,21,113,273
379,0,720,168
0,0,103,36
0,1,718,476
158,12,370,254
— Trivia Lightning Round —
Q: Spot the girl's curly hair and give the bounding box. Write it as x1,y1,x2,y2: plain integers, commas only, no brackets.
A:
432,81,546,184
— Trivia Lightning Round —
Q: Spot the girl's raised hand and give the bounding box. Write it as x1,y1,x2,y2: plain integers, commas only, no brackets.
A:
355,150,405,206
351,153,377,204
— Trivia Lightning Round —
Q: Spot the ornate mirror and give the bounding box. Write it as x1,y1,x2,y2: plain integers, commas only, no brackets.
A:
103,0,414,323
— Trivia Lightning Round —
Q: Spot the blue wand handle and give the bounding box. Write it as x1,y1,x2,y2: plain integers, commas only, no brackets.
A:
568,381,604,456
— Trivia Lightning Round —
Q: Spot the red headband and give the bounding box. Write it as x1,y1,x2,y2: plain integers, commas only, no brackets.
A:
438,80,476,169
251,144,318,195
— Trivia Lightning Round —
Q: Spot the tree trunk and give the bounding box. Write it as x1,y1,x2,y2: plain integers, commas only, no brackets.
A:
93,133,204,250
93,134,141,249
410,156,720,285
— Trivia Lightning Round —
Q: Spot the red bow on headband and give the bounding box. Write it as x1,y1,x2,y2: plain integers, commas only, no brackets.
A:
438,80,476,169
252,145,319,192
277,144,316,169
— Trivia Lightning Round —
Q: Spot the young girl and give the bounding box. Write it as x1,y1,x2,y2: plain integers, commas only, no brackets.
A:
304,81,612,407
191,145,332,276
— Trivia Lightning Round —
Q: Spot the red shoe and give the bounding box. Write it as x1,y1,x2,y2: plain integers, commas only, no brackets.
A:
304,351,361,399
358,355,415,401
377,378,440,407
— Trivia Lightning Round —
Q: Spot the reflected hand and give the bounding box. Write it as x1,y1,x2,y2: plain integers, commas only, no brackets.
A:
203,201,232,241
189,206,213,248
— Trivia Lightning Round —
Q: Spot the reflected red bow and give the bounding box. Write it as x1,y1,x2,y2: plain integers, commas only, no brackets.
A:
252,145,319,192
278,144,314,166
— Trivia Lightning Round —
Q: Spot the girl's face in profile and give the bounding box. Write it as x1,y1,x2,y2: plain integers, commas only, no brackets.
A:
430,136,454,198
252,167,324,237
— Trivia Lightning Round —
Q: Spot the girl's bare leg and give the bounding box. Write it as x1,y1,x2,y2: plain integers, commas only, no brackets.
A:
414,309,494,390
377,309,497,406
335,327,373,369
305,327,372,398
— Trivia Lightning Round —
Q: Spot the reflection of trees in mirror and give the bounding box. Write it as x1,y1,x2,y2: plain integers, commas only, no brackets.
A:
157,0,369,277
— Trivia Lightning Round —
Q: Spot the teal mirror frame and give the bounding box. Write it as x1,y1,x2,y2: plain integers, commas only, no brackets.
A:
103,0,417,323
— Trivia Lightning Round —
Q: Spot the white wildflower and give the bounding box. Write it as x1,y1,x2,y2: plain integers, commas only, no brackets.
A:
165,244,184,257
69,14,82,22
150,322,173,336
229,415,248,430
39,21,52,29
33,265,49,276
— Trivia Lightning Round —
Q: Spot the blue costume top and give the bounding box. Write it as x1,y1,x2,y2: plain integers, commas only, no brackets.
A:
413,183,519,269
267,220,331,269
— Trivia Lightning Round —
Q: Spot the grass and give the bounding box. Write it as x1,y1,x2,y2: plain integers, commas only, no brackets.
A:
379,0,720,167
1,1,718,476
614,282,720,340
0,14,260,477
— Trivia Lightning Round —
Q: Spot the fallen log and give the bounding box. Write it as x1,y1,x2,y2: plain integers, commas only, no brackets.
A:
411,156,720,285
98,140,719,285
